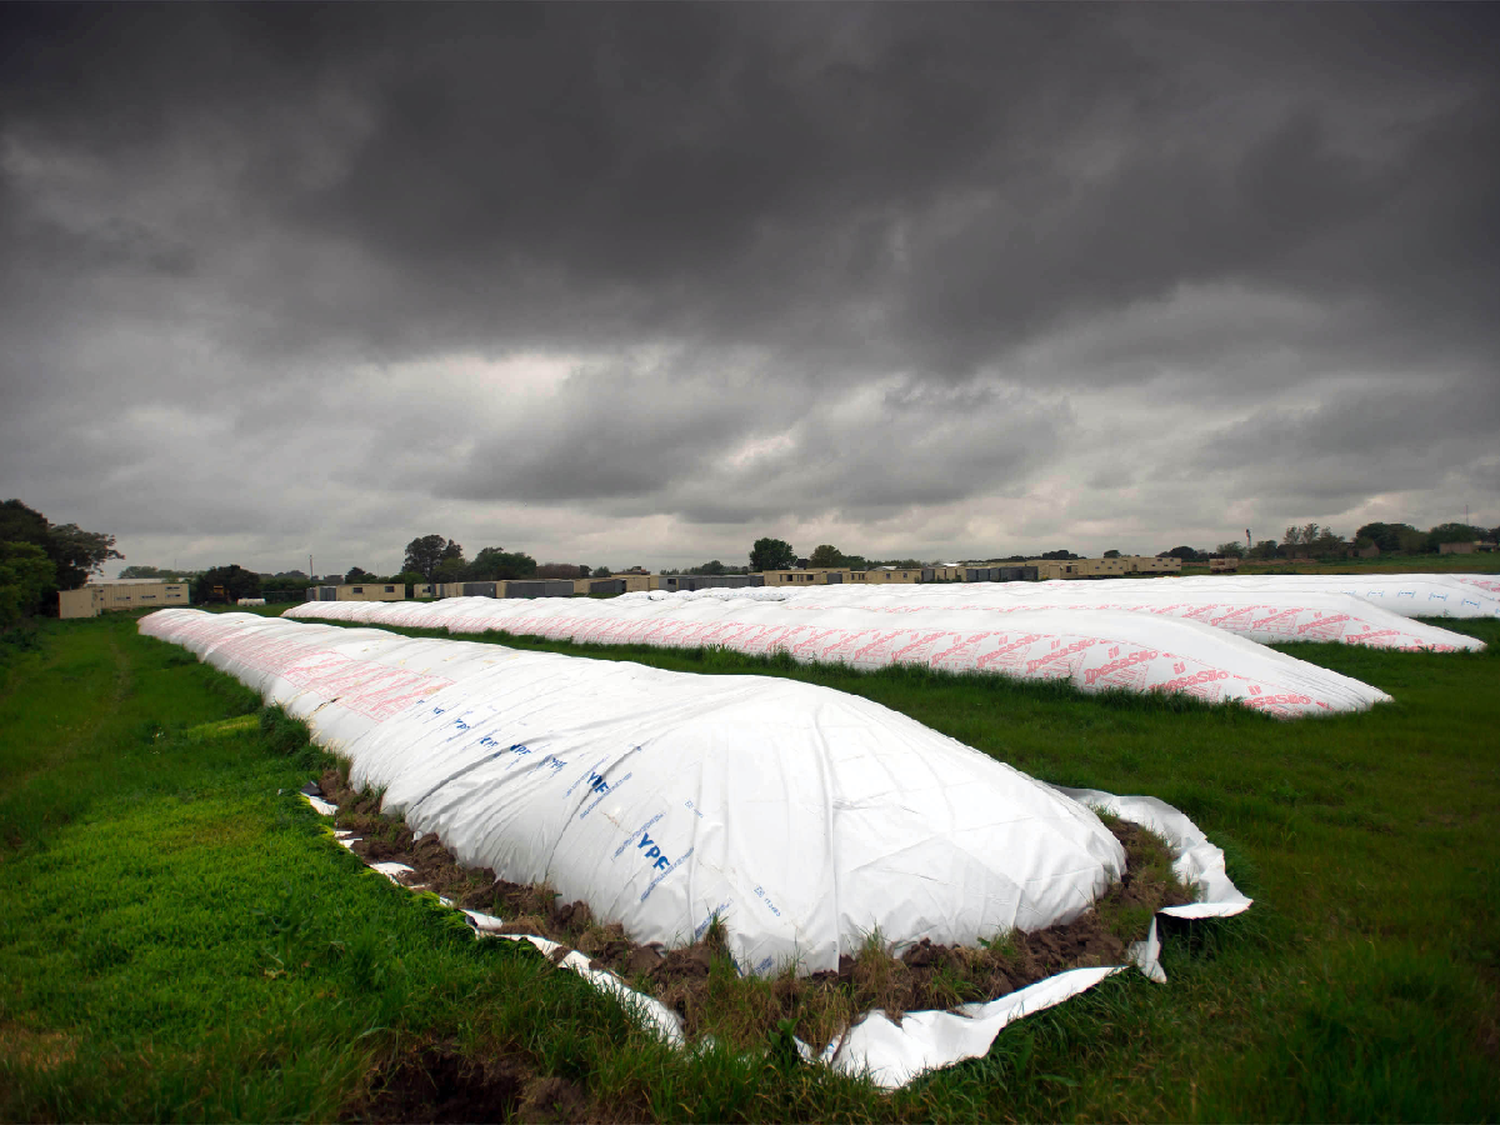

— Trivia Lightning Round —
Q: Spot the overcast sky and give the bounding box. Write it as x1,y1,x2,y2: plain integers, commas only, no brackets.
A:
2,4,1496,577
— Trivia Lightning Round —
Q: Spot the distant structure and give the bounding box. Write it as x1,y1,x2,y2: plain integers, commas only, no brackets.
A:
305,582,405,602
302,554,1188,605
59,578,191,619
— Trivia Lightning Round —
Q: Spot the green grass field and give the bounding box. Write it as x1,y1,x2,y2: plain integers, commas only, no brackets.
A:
2,608,1498,1121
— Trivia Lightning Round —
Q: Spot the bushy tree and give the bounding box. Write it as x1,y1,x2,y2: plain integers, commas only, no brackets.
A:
1250,539,1279,559
1160,545,1204,561
0,500,50,552
1,500,121,590
470,548,538,581
1356,522,1419,554
1102,549,1121,558
403,535,464,581
808,544,843,568
344,566,377,584
193,565,261,604
263,573,315,595
119,565,178,579
1040,549,1079,561
1427,522,1485,547
1,500,125,619
432,555,468,583
749,537,795,572
1215,541,1246,559
45,523,124,588
0,542,57,625
1307,528,1348,559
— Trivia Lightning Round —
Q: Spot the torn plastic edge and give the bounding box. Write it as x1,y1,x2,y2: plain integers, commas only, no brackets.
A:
297,781,1251,1090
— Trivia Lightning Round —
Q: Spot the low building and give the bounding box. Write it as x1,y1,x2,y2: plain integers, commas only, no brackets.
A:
924,565,964,582
654,574,759,593
59,579,191,619
576,574,658,595
1209,557,1241,572
962,565,1040,582
1437,541,1495,555
501,579,577,598
760,569,837,586
862,567,922,584
306,582,404,602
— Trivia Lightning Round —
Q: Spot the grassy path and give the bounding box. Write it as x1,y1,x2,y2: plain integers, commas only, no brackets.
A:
2,610,1498,1120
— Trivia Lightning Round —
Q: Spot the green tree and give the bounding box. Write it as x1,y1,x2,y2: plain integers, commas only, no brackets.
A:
467,547,538,581
1307,527,1348,559
749,538,795,572
119,565,177,579
0,500,49,551
403,535,463,581
1160,545,1203,561
1102,549,1121,558
1427,522,1485,548
0,500,121,590
432,555,468,584
383,571,421,595
263,573,314,595
1250,539,1280,559
344,566,377,584
1215,541,1246,559
193,565,261,604
45,523,124,589
808,544,844,568
1355,522,1419,554
0,542,57,626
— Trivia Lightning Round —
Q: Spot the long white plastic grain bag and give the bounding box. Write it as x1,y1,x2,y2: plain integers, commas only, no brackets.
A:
142,609,1128,975
287,597,1392,717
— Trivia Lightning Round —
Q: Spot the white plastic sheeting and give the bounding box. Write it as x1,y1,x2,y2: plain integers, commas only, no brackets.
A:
286,596,1392,717
1158,573,1500,619
1450,573,1500,595
141,609,1131,975
708,581,1482,652
319,783,1248,1091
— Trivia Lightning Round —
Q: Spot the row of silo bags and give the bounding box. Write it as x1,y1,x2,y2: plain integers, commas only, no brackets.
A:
140,609,1247,976
1133,573,1500,619
286,594,1393,717
141,607,1250,1087
638,572,1499,622
710,577,1490,649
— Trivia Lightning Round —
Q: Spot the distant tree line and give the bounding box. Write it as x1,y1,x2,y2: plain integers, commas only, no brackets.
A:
1164,520,1498,563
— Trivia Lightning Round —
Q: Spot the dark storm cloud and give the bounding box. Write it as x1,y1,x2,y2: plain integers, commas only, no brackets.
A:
2,3,1497,566
7,3,1496,377
1188,378,1500,516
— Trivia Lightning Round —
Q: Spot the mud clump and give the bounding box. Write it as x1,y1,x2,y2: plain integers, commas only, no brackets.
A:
360,1045,527,1123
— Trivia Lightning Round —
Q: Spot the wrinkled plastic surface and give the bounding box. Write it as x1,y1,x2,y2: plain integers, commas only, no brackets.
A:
141,609,1128,975
286,596,1393,717
315,782,1248,1091
753,581,1483,651
1162,573,1500,619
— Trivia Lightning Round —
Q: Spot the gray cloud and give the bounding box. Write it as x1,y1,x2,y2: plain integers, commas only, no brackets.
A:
2,3,1497,571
